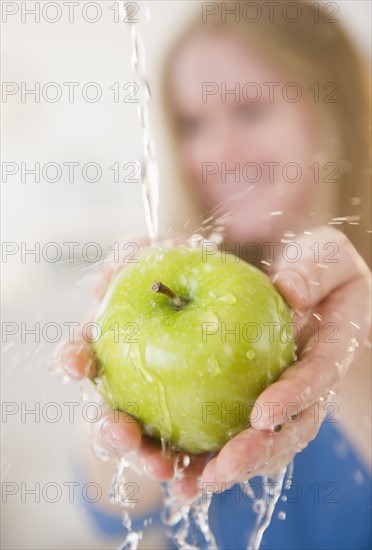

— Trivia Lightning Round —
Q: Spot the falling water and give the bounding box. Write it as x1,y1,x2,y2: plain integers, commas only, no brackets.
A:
108,456,143,550
244,463,293,550
103,4,160,548
161,486,217,550
160,453,217,550
120,0,159,243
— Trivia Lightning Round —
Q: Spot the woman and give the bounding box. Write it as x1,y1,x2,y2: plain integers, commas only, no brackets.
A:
58,1,371,547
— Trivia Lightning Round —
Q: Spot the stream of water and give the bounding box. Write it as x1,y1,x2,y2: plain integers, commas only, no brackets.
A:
119,0,159,243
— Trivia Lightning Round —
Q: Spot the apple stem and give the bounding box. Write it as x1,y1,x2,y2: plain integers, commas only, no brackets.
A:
152,281,186,309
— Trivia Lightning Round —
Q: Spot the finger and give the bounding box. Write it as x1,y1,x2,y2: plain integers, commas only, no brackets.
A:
213,450,296,493
252,274,370,429
138,439,176,482
55,339,97,380
201,406,324,486
94,408,142,454
243,450,295,481
167,454,212,503
133,442,210,488
272,226,370,311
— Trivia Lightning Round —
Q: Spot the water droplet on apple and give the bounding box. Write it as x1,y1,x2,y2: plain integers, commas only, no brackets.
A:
145,345,177,368
129,345,156,385
122,342,129,359
246,350,255,360
207,355,222,376
202,311,219,325
218,292,237,305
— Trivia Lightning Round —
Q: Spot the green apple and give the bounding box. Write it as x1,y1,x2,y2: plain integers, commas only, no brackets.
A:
93,245,296,454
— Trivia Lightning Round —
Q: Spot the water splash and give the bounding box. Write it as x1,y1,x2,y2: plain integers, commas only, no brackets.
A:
109,456,143,550
161,482,217,550
242,462,293,550
162,461,293,550
158,451,217,549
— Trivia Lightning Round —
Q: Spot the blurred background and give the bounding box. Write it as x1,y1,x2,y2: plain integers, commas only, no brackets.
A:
1,1,371,548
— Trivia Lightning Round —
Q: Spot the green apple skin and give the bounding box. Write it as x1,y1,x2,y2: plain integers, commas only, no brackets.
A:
93,246,296,454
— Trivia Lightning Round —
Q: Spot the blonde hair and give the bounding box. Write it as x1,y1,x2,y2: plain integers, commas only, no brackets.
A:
160,0,371,266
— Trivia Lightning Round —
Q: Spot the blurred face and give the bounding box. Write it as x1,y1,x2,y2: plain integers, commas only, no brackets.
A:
168,29,319,243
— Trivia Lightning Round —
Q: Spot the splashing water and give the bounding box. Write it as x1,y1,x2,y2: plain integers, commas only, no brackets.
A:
161,453,217,550
109,456,143,550
244,463,292,550
161,487,216,550
159,457,294,550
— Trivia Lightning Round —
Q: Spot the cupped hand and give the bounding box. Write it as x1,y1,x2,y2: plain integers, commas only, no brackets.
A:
56,227,371,502
201,226,371,490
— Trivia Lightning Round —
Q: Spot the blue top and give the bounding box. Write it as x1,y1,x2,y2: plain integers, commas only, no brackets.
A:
210,421,371,549
81,421,371,549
